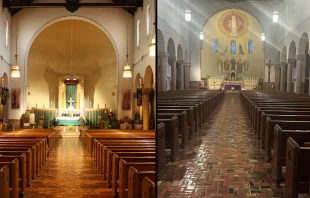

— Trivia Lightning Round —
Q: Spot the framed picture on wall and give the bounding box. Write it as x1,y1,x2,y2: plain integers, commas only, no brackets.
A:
121,89,131,110
11,88,21,110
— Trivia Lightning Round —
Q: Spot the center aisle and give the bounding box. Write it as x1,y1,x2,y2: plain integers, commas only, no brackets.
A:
158,95,285,197
24,135,113,198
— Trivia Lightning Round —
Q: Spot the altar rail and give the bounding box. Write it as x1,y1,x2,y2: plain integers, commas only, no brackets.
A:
31,108,57,127
84,109,110,128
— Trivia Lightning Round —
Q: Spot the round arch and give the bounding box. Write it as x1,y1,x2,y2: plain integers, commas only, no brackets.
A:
177,44,183,60
281,47,287,62
135,73,142,88
157,29,165,53
167,38,176,58
0,72,9,119
298,32,309,56
288,41,296,60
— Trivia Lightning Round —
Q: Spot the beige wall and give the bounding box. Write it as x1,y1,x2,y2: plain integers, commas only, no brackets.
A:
201,9,265,80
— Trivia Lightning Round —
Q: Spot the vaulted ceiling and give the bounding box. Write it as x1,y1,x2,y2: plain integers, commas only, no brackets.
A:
2,0,143,15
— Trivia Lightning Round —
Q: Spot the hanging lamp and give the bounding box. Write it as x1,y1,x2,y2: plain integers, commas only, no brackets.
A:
199,32,204,40
261,33,266,41
185,9,191,22
12,14,20,78
123,0,132,78
273,10,279,23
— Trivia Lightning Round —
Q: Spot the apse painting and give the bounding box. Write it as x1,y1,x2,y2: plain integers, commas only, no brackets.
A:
219,11,249,37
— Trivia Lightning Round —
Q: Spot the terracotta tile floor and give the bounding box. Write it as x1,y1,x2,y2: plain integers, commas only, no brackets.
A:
24,136,113,198
158,95,285,198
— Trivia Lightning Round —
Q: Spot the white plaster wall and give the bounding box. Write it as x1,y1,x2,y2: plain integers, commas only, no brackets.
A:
9,7,135,119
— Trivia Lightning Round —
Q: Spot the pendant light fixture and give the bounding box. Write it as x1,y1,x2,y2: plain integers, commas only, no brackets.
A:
185,8,191,22
123,0,132,78
12,14,20,78
199,32,204,40
261,33,266,41
273,10,279,23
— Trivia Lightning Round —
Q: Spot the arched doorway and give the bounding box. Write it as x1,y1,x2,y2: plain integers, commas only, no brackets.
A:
0,73,9,121
27,19,117,117
143,66,154,130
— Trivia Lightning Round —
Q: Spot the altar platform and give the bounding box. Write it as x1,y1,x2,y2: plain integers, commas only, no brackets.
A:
56,117,82,126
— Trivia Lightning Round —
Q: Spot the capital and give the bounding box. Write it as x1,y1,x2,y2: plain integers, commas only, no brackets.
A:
296,55,305,61
168,56,176,62
287,59,295,64
159,52,169,58
280,62,287,67
275,63,281,67
177,60,184,64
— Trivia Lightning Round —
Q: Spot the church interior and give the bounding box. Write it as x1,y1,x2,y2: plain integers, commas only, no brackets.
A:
157,0,310,197
0,0,156,197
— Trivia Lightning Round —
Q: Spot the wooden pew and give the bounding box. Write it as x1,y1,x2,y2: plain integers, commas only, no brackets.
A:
272,124,310,184
106,151,156,186
0,165,9,198
158,113,188,148
157,122,165,178
157,108,195,139
285,137,310,198
0,147,36,180
142,177,156,198
264,119,310,162
116,159,156,198
0,158,19,198
127,166,156,198
157,117,178,161
0,154,27,197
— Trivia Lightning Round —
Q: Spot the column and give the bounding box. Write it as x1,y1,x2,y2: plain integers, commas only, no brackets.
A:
280,62,286,92
142,88,151,130
287,59,293,92
169,56,177,91
177,60,184,90
159,52,169,92
274,64,281,91
296,55,304,94
184,63,191,89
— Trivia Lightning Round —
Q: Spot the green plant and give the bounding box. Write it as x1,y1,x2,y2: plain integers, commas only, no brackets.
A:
103,120,109,128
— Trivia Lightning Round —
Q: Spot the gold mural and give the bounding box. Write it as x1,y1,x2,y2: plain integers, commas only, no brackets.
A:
218,11,249,37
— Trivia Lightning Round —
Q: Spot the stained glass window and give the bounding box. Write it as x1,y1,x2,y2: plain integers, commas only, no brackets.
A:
248,39,254,53
213,39,218,53
231,40,236,54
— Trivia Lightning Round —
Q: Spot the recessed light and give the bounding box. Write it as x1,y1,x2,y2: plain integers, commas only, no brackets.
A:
66,78,70,80
73,78,76,80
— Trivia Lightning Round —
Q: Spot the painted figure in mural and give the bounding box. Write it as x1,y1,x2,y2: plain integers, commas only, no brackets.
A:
230,56,236,71
231,14,237,35
224,57,230,71
239,43,245,55
237,57,243,73
122,90,130,110
221,43,228,56
244,57,249,72
217,57,223,74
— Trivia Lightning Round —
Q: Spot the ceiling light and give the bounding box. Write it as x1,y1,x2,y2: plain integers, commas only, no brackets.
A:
11,65,20,78
273,10,279,23
261,33,265,41
185,9,191,22
200,32,204,40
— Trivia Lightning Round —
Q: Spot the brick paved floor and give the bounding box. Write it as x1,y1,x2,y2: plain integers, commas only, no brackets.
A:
24,136,113,198
158,95,285,198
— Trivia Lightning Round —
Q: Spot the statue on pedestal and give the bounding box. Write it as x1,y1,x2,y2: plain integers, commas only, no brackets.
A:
217,57,223,74
244,57,249,72
230,56,236,71
237,57,243,73
67,95,75,117
224,57,230,71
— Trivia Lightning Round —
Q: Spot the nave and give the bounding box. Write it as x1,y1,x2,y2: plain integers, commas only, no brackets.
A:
24,135,113,198
158,95,285,198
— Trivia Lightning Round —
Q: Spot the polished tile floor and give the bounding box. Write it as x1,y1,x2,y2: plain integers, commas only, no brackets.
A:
24,136,113,198
158,95,285,198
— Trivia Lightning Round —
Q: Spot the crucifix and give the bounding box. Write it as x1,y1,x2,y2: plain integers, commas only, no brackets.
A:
68,94,74,107
266,60,274,83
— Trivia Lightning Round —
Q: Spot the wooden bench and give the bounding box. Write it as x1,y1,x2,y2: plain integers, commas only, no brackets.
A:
127,166,156,198
115,159,156,198
0,158,19,198
285,137,310,198
141,177,156,198
0,165,9,198
157,122,165,178
158,113,188,148
265,119,310,162
157,117,178,161
272,124,310,184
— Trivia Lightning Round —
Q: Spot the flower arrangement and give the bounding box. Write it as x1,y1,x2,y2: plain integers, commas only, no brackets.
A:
68,123,73,131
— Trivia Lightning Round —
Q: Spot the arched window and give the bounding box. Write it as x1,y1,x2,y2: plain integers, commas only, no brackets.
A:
248,39,254,53
213,39,218,53
146,5,150,36
168,0,171,9
231,40,236,54
294,0,297,14
137,20,140,47
5,20,8,47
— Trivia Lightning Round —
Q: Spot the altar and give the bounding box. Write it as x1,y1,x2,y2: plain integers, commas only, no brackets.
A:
224,84,242,90
56,117,82,126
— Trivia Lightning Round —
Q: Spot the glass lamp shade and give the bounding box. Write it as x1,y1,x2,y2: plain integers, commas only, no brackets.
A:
273,10,279,23
199,32,204,40
123,65,132,78
149,38,156,56
185,9,191,22
261,33,266,41
11,65,20,78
